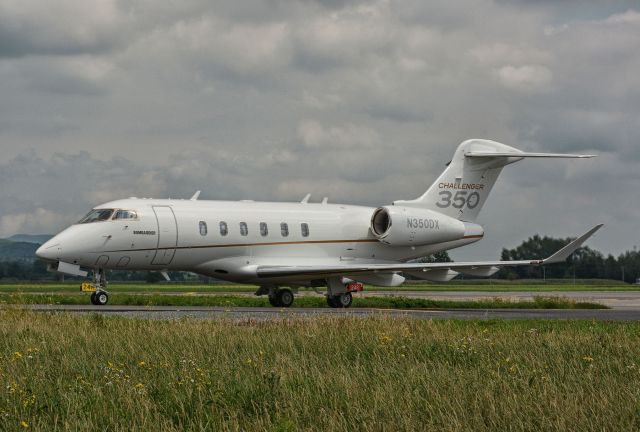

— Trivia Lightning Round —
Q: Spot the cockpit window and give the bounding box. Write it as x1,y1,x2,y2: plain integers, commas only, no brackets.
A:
113,210,138,220
78,209,114,223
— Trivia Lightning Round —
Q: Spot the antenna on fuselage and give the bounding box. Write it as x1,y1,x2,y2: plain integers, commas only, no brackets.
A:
301,193,311,204
190,190,201,201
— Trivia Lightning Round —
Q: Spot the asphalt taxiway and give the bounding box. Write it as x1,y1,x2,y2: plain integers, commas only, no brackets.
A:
16,303,640,321
8,290,640,321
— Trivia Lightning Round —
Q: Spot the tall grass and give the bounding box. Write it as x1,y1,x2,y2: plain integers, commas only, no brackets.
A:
0,311,639,430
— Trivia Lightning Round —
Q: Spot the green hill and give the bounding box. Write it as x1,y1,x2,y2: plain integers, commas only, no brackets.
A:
0,239,39,261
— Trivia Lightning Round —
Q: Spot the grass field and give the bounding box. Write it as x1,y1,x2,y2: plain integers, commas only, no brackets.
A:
1,311,639,431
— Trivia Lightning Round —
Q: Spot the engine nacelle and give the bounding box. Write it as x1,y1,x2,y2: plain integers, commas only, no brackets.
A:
370,206,466,246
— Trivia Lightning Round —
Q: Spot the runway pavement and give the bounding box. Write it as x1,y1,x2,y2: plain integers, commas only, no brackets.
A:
362,291,640,310
8,290,640,321
15,303,640,321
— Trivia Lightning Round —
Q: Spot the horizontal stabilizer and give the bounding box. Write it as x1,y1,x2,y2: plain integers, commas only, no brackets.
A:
465,151,596,159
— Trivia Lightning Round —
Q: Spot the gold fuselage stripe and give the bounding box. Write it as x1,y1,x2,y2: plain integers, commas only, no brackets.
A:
102,235,482,253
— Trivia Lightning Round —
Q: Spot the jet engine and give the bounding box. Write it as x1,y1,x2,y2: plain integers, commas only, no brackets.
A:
370,206,466,246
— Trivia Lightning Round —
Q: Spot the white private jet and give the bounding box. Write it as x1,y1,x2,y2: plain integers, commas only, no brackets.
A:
36,139,601,307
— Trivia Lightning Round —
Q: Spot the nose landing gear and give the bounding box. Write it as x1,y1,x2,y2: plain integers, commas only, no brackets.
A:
82,269,109,306
90,291,109,306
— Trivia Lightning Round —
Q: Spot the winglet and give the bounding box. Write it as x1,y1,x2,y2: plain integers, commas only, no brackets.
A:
190,190,201,201
543,224,604,264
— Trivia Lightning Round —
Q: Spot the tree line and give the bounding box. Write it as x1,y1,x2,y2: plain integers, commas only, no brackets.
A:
497,234,638,283
412,235,637,282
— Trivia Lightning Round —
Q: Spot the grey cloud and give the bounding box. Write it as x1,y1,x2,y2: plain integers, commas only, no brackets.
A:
0,0,129,58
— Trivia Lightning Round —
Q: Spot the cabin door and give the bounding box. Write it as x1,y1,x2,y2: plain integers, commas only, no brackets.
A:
151,206,178,265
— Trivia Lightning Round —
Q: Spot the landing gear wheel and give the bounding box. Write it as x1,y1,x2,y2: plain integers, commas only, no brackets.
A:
268,295,281,307
94,291,109,306
90,292,98,305
326,293,353,308
327,295,340,308
338,292,353,308
276,289,294,308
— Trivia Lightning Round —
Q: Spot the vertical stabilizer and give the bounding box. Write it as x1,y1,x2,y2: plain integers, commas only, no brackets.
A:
393,139,594,222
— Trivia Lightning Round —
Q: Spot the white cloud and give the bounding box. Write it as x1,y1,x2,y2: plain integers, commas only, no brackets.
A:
0,208,68,236
297,120,380,149
495,65,552,91
604,9,640,25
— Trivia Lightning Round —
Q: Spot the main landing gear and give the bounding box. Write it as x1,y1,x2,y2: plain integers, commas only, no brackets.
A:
326,292,353,308
326,282,363,308
256,281,364,309
255,286,296,307
81,269,109,306
268,288,295,308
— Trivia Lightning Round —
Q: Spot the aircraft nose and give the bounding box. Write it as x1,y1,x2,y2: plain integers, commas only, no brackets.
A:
36,239,61,261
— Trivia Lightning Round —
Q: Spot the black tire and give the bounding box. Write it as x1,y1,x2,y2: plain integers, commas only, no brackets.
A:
338,292,353,308
90,293,97,305
277,289,294,308
327,295,341,308
95,291,109,306
268,295,281,307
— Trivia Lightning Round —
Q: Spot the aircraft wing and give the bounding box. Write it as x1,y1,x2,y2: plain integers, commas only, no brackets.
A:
256,224,603,280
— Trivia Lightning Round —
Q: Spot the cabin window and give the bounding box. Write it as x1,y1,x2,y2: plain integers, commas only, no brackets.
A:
219,221,228,236
260,222,268,237
280,222,289,237
113,210,138,220
199,221,207,236
240,222,248,236
78,209,114,224
301,223,309,237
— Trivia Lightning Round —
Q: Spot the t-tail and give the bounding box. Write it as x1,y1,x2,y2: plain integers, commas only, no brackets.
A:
394,139,595,222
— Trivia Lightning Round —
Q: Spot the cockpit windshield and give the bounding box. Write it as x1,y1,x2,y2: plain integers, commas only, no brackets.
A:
78,209,114,224
113,210,138,220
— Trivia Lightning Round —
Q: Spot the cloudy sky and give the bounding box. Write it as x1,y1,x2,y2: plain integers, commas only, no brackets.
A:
0,0,638,260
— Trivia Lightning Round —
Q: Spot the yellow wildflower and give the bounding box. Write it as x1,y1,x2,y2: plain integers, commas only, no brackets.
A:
20,420,29,428
583,356,594,363
134,383,144,389
14,352,22,359
379,335,392,344
138,361,145,367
